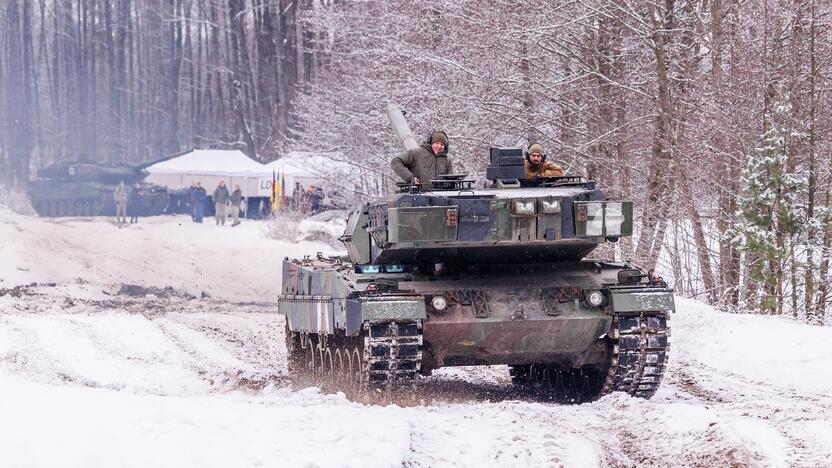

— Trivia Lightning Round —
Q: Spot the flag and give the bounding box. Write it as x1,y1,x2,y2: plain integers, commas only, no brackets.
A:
270,169,277,211
280,171,287,209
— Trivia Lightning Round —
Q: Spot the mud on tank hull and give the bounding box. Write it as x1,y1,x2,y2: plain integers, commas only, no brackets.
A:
278,259,673,401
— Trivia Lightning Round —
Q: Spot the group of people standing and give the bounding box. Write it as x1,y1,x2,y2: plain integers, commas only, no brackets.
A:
188,180,243,226
113,181,145,225
290,182,325,215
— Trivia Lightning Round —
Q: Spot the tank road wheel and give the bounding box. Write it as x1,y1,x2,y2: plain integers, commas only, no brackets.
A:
334,348,345,384
576,368,602,401
316,343,326,379
56,200,68,217
91,199,105,216
82,200,94,216
284,324,303,378
560,370,578,399
542,367,554,389
344,348,356,387
306,341,318,377
34,201,47,216
352,347,364,387
46,200,57,217
72,200,84,216
528,364,545,389
323,346,335,380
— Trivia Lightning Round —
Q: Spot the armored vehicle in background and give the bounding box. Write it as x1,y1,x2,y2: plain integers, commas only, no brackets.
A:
277,105,674,401
29,161,169,217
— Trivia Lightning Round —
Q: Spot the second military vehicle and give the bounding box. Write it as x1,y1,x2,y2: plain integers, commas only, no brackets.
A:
29,161,169,217
277,105,673,401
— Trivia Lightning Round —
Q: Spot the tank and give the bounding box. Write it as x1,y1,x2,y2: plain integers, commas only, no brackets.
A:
29,161,169,217
277,106,674,401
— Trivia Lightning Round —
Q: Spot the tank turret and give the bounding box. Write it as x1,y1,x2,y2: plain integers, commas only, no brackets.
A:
341,139,633,268
35,161,148,185
278,105,673,402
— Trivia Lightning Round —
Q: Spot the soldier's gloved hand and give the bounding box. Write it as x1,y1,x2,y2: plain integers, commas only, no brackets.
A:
412,177,420,184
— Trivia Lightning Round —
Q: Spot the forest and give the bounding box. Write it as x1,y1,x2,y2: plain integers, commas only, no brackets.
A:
0,0,830,325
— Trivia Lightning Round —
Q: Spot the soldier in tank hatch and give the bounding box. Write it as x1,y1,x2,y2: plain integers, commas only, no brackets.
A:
391,130,454,187
524,143,564,178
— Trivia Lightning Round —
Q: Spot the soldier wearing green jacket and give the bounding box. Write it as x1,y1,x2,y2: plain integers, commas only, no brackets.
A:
213,180,230,226
391,130,454,187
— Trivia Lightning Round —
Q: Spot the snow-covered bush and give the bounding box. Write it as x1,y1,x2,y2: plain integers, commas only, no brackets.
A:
295,210,349,246
263,211,303,242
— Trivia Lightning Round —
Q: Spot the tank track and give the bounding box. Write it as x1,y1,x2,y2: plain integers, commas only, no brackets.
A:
364,320,423,384
285,319,423,391
507,312,669,401
601,313,669,399
33,198,103,217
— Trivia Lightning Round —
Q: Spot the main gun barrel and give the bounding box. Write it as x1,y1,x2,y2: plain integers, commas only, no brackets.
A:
386,103,420,151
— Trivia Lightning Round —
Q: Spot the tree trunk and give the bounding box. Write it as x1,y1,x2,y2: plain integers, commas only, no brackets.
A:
806,0,818,322
635,1,676,271
2,0,36,187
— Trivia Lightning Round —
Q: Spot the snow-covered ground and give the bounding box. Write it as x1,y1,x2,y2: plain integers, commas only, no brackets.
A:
1,208,831,467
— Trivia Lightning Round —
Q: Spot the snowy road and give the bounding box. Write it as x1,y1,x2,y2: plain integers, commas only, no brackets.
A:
1,211,831,467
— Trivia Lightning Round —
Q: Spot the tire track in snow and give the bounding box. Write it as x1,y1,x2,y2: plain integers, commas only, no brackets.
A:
664,356,832,466
156,310,289,392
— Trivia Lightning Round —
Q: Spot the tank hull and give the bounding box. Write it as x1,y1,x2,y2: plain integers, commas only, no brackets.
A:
278,257,673,400
29,181,168,217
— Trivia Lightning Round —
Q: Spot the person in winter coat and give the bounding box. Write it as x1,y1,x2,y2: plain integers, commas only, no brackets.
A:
213,180,230,226
188,182,197,221
193,182,206,223
128,183,144,224
229,185,244,226
524,143,564,179
113,181,128,224
391,130,454,188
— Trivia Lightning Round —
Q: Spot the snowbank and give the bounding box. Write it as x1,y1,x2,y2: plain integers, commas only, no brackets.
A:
672,297,832,394
0,207,338,301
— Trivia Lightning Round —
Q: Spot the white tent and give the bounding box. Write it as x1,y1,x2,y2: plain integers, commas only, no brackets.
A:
146,149,264,176
145,149,356,200
144,149,266,198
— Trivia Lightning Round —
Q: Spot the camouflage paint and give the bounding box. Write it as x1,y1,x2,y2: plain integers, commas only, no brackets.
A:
280,170,673,375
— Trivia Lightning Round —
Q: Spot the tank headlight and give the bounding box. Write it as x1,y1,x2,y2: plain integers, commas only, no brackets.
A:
431,295,448,311
605,202,624,236
586,290,605,307
585,202,604,236
539,199,561,213
512,200,536,215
